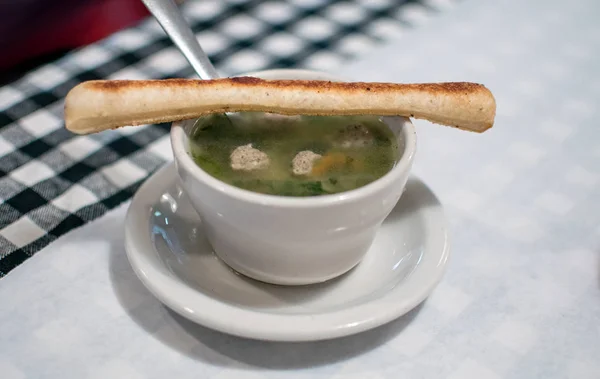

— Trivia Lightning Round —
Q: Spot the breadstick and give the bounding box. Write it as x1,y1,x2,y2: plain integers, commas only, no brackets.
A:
64,77,496,134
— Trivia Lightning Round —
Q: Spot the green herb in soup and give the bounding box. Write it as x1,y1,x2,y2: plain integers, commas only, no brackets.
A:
189,113,398,196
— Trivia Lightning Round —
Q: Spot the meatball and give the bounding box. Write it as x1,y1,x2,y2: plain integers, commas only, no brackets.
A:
334,123,374,148
292,150,322,176
230,144,270,171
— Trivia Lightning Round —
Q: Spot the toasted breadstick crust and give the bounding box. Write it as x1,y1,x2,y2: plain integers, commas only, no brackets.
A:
64,77,496,134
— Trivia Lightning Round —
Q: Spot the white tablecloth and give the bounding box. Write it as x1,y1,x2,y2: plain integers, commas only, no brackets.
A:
2,0,599,378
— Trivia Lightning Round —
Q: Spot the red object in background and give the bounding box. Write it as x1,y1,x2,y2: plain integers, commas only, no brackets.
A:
0,0,150,71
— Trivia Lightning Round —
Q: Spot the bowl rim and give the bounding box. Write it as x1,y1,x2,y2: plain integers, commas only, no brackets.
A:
170,68,417,208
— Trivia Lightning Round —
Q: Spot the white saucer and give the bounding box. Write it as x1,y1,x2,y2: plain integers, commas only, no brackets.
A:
124,163,450,341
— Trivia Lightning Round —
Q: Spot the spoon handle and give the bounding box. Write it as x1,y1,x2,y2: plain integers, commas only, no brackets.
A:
141,0,219,80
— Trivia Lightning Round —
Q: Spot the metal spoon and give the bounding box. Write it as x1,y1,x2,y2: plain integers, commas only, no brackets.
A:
141,0,235,129
141,0,219,80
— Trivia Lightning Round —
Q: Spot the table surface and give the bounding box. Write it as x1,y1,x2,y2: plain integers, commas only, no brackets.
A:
2,0,600,378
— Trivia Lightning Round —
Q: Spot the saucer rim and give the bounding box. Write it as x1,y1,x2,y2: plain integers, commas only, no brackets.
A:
124,162,450,341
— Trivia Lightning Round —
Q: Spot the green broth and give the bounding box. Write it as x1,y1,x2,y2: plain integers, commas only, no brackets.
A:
189,113,398,196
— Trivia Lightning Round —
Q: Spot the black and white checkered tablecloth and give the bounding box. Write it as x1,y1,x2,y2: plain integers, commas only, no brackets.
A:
0,0,457,277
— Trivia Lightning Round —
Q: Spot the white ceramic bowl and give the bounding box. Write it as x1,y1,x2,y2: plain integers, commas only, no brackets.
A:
170,69,416,285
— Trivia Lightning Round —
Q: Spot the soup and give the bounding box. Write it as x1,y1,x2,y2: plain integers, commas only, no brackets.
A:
189,113,398,196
